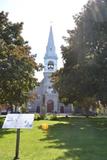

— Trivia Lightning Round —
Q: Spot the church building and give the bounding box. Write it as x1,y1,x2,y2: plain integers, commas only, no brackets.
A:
28,26,72,114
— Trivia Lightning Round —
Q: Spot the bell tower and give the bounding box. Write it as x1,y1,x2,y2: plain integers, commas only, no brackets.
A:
43,26,58,113
44,25,57,74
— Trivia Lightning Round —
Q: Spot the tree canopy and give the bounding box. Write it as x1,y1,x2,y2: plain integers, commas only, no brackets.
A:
52,0,107,105
0,11,41,107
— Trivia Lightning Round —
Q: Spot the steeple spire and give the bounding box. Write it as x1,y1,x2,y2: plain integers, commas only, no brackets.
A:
44,26,57,59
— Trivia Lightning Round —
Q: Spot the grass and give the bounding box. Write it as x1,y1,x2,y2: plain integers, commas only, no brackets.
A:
0,116,107,160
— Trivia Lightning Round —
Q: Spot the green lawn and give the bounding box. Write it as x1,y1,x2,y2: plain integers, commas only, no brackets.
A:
0,116,107,160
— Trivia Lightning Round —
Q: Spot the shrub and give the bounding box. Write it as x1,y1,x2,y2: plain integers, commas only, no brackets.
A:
34,113,46,120
47,114,58,120
40,114,46,120
34,113,41,120
34,113,58,121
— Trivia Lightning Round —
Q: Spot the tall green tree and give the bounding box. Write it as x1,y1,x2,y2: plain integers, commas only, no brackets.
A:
0,11,41,108
53,0,107,106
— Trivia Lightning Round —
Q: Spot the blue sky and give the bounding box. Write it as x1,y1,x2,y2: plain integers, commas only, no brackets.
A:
0,0,88,81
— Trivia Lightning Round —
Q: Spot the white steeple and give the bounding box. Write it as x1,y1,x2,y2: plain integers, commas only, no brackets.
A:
44,26,58,73
44,26,57,59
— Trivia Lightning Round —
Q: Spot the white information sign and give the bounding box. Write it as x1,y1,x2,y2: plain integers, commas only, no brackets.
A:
2,114,34,129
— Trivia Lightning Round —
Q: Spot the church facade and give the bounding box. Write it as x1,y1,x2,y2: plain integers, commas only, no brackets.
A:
28,26,72,114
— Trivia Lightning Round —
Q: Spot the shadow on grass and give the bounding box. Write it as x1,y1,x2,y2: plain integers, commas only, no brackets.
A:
40,117,107,160
0,116,16,138
0,128,16,138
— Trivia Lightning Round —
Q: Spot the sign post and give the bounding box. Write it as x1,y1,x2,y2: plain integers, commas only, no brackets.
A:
14,129,20,160
2,114,34,160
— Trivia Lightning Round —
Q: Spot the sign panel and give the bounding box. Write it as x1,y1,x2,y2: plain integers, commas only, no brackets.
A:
2,114,34,129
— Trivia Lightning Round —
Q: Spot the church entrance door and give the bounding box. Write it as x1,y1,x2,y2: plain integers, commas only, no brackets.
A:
47,100,54,113
60,106,64,113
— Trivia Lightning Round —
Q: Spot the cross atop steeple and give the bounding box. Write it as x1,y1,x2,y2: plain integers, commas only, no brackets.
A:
44,26,57,59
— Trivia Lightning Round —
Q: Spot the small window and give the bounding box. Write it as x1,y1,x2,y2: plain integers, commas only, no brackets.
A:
48,61,54,70
48,86,52,89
